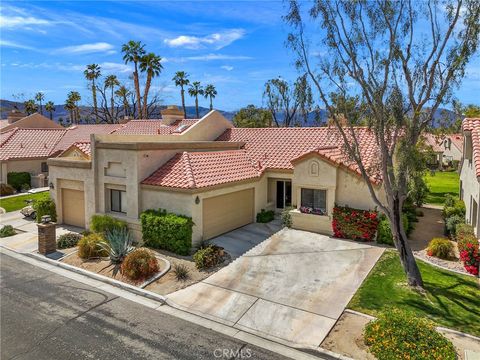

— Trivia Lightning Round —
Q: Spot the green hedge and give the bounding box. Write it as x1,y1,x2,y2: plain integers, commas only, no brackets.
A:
90,214,127,234
140,209,193,255
442,196,466,237
256,209,275,223
33,198,57,223
377,215,409,245
7,172,31,191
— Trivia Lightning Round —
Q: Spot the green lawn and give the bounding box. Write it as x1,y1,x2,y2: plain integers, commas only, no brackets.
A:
348,250,480,336
0,191,50,212
424,171,460,205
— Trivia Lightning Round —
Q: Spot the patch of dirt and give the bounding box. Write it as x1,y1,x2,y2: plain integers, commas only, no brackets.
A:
62,252,164,286
321,311,480,360
144,248,230,295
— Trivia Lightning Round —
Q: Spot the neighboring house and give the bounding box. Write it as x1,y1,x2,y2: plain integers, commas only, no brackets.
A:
0,111,63,133
423,133,463,169
460,118,480,237
0,128,67,187
48,106,386,244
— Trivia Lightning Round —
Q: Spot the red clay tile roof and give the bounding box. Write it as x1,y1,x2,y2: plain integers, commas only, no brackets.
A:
113,119,198,135
0,128,67,160
422,133,444,152
449,134,463,151
52,124,121,154
0,128,17,146
142,150,261,189
217,127,379,172
59,141,91,157
463,118,480,177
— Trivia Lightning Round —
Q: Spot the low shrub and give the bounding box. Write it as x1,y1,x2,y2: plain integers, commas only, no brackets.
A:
0,225,16,238
193,245,224,270
332,205,379,241
57,232,82,249
364,308,456,360
281,206,294,228
0,183,15,196
77,233,108,259
121,247,159,281
172,263,190,281
32,197,57,223
427,238,454,259
376,215,410,246
459,242,479,276
445,214,465,237
7,172,31,191
90,214,127,235
141,209,193,255
456,223,475,244
21,183,30,192
256,209,275,223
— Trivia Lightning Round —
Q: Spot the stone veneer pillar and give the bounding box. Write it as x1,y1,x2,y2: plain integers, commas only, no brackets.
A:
37,222,56,255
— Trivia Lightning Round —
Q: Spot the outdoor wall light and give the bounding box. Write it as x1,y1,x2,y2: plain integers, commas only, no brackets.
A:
195,196,200,204
49,182,54,189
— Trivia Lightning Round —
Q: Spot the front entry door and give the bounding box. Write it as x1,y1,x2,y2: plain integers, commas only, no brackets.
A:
276,180,292,209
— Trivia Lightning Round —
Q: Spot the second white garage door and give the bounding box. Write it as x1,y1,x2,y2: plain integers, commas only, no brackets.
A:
203,188,254,240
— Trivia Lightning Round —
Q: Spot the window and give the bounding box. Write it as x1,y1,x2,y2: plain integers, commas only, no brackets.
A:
300,188,327,215
41,162,48,172
110,189,127,213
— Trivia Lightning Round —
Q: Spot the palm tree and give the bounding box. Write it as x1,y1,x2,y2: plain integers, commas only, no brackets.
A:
204,84,217,111
84,64,101,123
115,85,131,118
188,82,204,118
139,53,163,119
45,101,55,120
64,99,75,124
35,92,44,115
67,91,81,124
173,71,190,118
24,99,37,115
122,40,145,118
105,75,120,121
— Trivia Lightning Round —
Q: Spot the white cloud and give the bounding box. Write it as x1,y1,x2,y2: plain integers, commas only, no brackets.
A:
100,62,132,73
59,42,115,54
0,40,35,50
185,53,252,61
221,65,234,71
0,14,52,29
164,29,245,50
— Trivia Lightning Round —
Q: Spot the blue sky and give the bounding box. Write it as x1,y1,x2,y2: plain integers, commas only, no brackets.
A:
1,1,479,111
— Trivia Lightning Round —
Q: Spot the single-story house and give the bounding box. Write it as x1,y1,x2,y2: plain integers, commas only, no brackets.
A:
48,106,385,245
460,118,480,237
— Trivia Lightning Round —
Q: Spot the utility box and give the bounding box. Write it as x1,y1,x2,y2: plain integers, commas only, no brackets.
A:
37,222,56,255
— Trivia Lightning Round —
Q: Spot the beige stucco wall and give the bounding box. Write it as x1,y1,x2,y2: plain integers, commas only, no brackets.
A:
460,156,480,237
336,169,386,210
0,159,48,186
290,209,333,235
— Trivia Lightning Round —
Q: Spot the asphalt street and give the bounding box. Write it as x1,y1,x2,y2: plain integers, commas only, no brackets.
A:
0,253,292,360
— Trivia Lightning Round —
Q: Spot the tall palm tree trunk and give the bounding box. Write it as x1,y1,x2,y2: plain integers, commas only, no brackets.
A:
39,100,43,115
49,111,53,120
209,96,213,110
195,96,199,118
92,80,99,123
142,73,152,119
133,63,142,119
110,87,115,122
181,88,187,118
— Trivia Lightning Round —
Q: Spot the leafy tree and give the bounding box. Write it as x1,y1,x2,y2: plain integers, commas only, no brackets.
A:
23,99,37,115
115,85,131,118
105,75,120,122
122,40,146,118
204,84,217,110
285,0,480,288
140,52,163,119
263,74,312,127
34,92,44,115
173,71,190,118
188,81,204,118
45,101,55,120
84,64,101,123
463,105,480,118
233,105,273,128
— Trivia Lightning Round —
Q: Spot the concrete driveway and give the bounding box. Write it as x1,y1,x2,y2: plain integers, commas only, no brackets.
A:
167,228,384,349
0,211,83,253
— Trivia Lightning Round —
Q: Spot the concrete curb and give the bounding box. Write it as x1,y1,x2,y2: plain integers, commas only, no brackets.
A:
15,248,167,304
344,309,480,340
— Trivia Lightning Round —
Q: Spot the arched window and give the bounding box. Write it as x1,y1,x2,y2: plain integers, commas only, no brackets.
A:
309,160,320,176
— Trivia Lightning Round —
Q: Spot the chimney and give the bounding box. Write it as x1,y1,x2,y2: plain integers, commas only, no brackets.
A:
118,115,131,124
7,108,26,124
161,105,184,125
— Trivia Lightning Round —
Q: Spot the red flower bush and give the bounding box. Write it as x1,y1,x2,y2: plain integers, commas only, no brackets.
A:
332,205,379,241
459,242,480,276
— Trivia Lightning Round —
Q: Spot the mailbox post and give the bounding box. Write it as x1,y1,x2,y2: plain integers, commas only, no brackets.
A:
37,215,56,255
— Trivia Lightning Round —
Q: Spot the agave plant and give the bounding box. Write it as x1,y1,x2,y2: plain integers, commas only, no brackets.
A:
99,227,135,265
